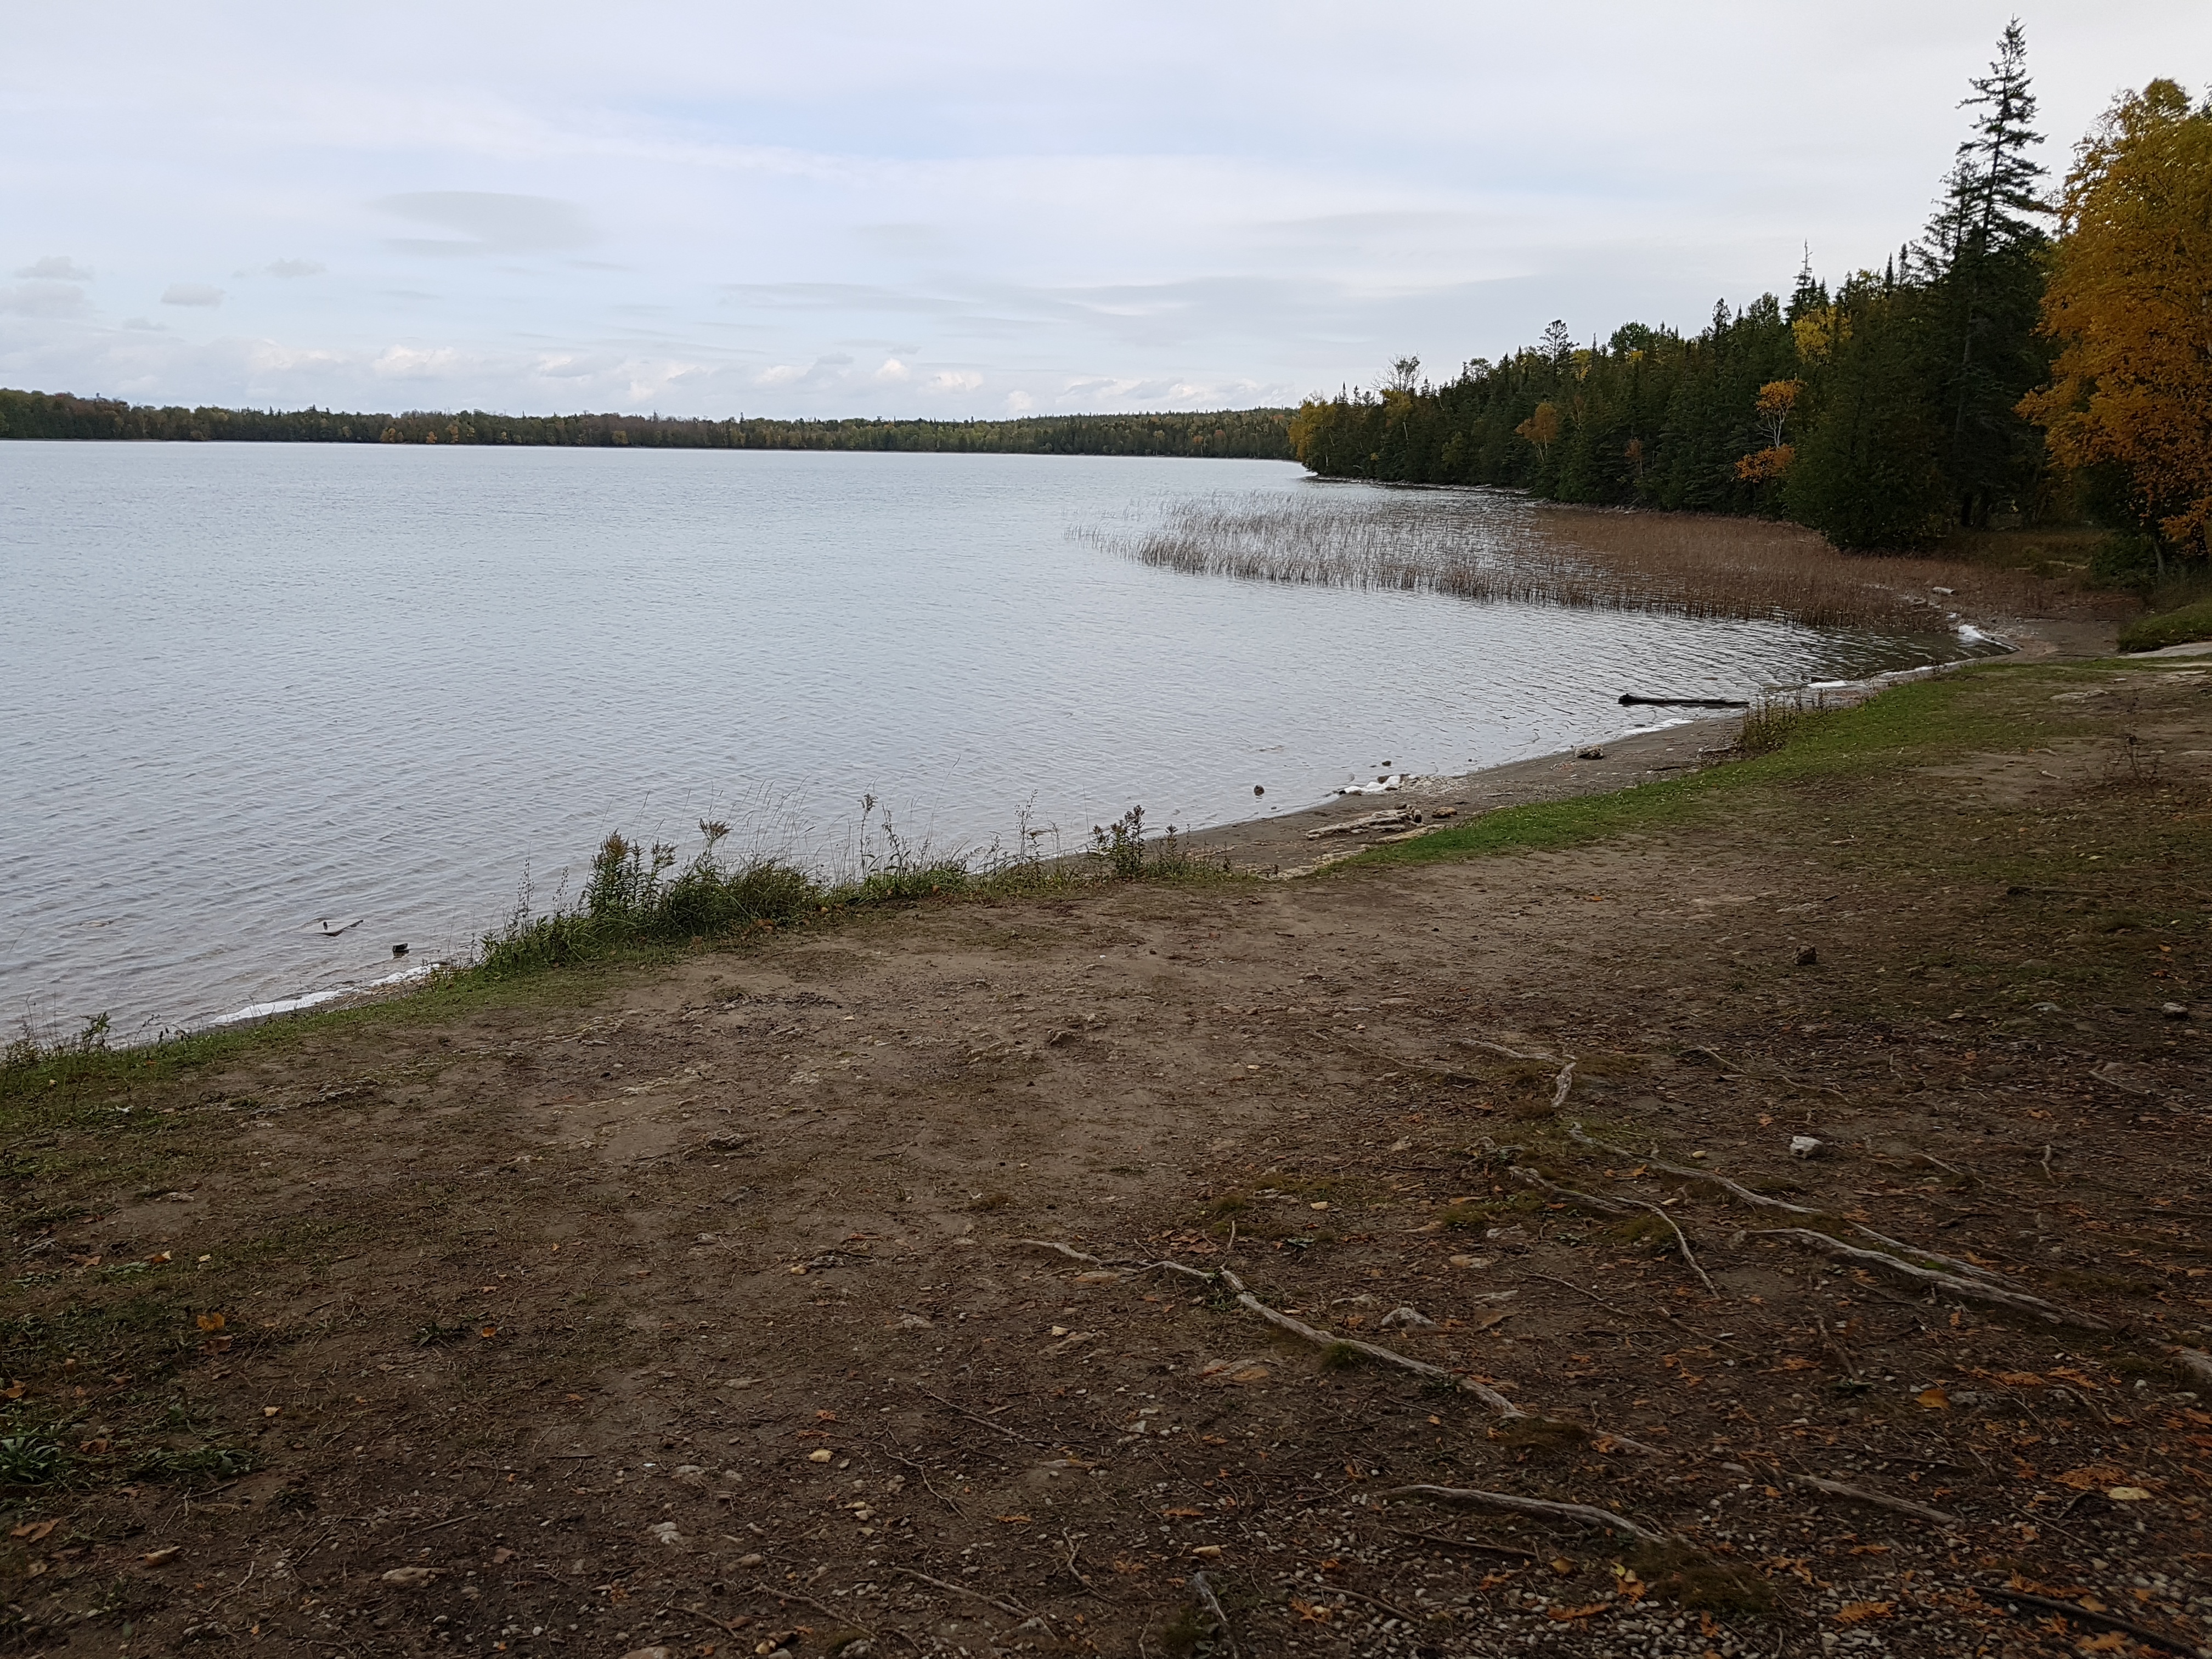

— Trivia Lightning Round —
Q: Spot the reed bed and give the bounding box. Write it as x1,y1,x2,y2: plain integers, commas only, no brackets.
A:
1106,490,2091,631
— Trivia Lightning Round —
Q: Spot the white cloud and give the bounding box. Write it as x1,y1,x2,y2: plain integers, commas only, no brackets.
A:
13,255,91,281
929,370,983,392
1002,388,1034,413
266,259,326,278
160,283,224,307
0,281,87,318
370,344,464,378
874,356,909,381
371,192,592,257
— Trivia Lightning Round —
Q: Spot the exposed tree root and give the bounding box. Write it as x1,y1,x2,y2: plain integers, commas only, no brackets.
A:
1379,1484,1667,1543
1723,1461,1961,1526
1213,1266,1525,1417
1983,1586,2209,1658
1758,1228,2107,1330
1506,1166,1635,1216
1566,1124,2045,1291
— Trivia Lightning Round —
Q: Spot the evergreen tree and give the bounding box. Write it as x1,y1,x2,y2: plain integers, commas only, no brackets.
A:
1785,279,1950,549
1917,19,2051,526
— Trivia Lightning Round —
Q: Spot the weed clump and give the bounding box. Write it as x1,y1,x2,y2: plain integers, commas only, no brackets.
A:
482,821,819,977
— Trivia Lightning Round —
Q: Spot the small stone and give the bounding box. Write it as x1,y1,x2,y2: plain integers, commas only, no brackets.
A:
619,1648,672,1659
2164,1002,2190,1019
1790,1135,1825,1159
381,1566,435,1587
735,1551,765,1568
1484,1225,1528,1246
1796,946,1819,967
1192,1544,1223,1559
1577,747,1605,760
647,1521,684,1546
1379,1306,1434,1330
808,1448,833,1463
672,1464,709,1488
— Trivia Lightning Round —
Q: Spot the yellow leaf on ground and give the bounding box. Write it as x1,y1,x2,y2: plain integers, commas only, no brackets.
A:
196,1313,225,1332
1917,1386,1950,1409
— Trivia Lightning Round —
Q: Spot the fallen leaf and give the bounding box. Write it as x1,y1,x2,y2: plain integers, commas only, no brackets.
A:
991,1514,1033,1525
2048,1367,2102,1390
806,1449,833,1463
492,1547,514,1565
2056,1464,2129,1492
478,1325,497,1339
1546,1604,1610,1621
382,1566,435,1587
140,1546,179,1566
1835,1602,1893,1625
1549,1558,1576,1575
1992,1370,2046,1387
1192,1545,1223,1559
2106,1486,2153,1503
196,1313,225,1332
262,1406,280,1419
1229,1367,1269,1384
0,1380,21,1400
2078,1633,2128,1652
1160,1508,1203,1519
11,1520,58,1542
1917,1386,1951,1409
1290,1598,1333,1623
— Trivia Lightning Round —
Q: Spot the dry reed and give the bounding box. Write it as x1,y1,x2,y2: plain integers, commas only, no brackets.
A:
1101,490,2096,633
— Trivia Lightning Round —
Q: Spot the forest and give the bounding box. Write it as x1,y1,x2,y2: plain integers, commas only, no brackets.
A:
0,393,1295,461
1290,26,2212,585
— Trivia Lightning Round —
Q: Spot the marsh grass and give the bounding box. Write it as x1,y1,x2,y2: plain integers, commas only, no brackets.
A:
1103,490,2095,631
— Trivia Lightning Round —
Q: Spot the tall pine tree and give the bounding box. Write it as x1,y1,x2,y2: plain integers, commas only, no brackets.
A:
1917,19,2051,526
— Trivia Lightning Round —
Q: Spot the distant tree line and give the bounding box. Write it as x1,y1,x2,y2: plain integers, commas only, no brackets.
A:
0,392,1296,461
1291,26,2212,571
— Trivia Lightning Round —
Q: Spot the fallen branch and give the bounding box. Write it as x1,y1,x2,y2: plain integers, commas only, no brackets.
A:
1381,1485,1667,1543
1981,1586,2208,1659
1214,1267,1522,1416
1188,1569,1238,1659
758,1581,915,1651
1506,1166,1635,1216
896,1567,1039,1626
1758,1228,2107,1330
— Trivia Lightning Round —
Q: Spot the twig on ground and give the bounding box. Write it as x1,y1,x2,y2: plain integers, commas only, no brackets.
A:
917,1388,1041,1445
1981,1586,2209,1658
1212,1266,1522,1415
1383,1527,1540,1561
1188,1569,1238,1659
1381,1484,1667,1543
1551,1059,1577,1112
1331,1584,1425,1624
1015,1239,1115,1267
757,1581,914,1651
895,1567,1037,1625
1759,1228,2107,1329
874,1437,966,1516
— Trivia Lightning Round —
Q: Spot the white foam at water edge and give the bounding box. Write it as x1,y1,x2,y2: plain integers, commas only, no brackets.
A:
213,958,450,1028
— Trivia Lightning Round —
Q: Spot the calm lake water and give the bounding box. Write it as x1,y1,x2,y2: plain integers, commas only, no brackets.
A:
2,444,1982,1040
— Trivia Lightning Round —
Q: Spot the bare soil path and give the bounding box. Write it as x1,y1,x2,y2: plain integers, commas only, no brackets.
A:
4,656,2209,1659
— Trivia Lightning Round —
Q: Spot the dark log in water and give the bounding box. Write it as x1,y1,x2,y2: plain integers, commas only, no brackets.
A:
1618,694,1751,708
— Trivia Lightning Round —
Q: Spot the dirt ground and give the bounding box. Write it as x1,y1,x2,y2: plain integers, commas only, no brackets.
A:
4,653,2210,1659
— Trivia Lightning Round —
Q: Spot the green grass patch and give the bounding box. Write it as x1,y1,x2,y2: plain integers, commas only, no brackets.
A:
1338,666,2065,874
2119,595,2212,653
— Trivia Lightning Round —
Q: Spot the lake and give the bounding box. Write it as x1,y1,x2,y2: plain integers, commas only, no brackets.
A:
1,444,1979,1040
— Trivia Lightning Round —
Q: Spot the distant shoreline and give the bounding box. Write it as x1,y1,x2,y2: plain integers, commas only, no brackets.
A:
0,387,1297,459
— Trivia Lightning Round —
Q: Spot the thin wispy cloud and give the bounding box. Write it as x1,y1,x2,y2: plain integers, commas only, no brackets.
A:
2,2,2207,416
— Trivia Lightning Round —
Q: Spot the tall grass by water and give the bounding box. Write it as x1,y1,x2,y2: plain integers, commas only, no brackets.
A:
475,802,1216,980
1103,490,2088,631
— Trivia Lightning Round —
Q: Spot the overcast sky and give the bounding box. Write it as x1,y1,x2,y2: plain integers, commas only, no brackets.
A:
3,2,2205,420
